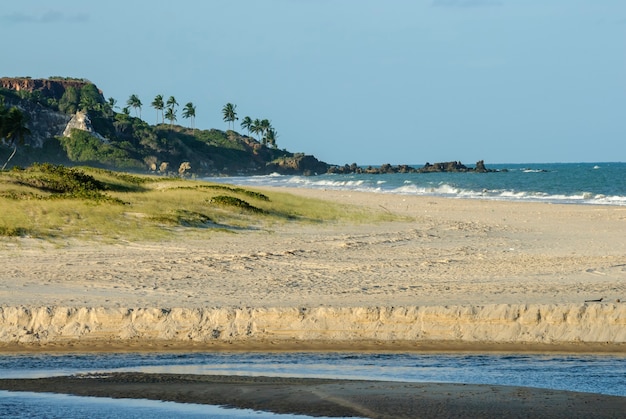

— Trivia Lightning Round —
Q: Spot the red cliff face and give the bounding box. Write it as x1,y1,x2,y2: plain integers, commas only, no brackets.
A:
0,77,100,100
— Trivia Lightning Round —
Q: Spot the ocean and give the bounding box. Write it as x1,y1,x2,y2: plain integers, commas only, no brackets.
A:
0,352,625,418
203,162,626,206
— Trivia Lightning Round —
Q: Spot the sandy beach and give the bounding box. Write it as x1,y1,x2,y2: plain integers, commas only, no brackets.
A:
1,189,625,416
0,189,624,349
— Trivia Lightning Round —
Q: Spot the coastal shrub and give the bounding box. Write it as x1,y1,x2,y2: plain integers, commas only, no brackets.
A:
0,190,38,200
149,209,213,227
22,163,106,193
14,163,126,204
195,184,269,201
58,130,143,170
209,195,265,213
58,86,79,114
0,225,29,236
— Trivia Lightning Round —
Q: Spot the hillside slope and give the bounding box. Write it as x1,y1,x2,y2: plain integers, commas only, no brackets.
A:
0,77,328,176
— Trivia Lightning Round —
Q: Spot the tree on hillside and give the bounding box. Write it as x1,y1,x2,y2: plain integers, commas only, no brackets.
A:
264,128,278,148
58,86,80,114
251,118,263,141
165,96,178,130
165,106,177,128
151,94,164,124
260,119,272,139
80,84,103,112
240,116,252,136
222,103,237,130
127,94,142,119
182,102,196,132
166,96,178,111
103,97,118,117
0,105,31,170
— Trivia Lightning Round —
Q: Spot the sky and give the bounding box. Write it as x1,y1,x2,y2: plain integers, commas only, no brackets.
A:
1,0,625,165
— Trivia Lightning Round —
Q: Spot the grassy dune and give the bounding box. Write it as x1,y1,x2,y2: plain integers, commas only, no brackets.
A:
0,164,398,242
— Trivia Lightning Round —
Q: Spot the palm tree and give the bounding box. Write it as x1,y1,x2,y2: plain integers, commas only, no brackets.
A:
251,118,262,141
79,95,97,112
165,106,177,128
166,96,178,111
240,116,252,136
126,94,142,119
1,106,31,170
264,128,278,148
182,102,196,132
260,119,272,140
222,103,237,130
151,94,164,124
103,97,117,117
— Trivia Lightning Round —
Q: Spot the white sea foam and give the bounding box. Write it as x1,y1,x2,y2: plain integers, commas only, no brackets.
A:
203,163,626,206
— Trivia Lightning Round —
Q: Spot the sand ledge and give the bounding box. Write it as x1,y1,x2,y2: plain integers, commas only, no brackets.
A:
1,303,624,352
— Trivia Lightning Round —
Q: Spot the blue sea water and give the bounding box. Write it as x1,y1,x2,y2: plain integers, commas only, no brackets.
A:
0,352,624,417
203,162,626,206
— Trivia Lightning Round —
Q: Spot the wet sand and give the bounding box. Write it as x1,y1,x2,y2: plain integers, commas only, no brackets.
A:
0,373,624,418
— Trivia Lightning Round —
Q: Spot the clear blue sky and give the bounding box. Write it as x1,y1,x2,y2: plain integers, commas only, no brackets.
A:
1,0,625,165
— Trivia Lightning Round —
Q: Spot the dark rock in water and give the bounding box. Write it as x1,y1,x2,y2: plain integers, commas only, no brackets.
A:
267,154,329,176
475,160,488,173
327,160,497,174
418,160,497,173
419,161,470,173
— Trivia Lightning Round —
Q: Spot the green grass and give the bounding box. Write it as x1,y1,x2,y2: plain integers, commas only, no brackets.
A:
0,164,401,242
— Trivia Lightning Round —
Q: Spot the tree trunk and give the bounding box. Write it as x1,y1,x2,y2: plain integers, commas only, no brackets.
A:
1,145,17,171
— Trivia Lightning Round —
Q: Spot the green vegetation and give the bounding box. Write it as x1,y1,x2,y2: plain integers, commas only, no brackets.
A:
0,164,397,241
210,195,265,213
222,103,237,130
126,94,142,119
0,77,321,177
151,94,164,124
182,102,196,132
0,100,31,169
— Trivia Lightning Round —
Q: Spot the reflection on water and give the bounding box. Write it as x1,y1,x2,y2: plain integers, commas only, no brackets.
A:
0,352,624,418
0,390,343,419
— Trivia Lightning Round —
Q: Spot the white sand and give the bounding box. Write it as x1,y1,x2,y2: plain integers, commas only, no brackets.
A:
1,190,625,349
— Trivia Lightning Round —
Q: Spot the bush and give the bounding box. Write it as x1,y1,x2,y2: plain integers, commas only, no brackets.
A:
209,195,265,213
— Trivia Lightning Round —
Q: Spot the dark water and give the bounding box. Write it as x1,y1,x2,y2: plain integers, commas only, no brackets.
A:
1,352,624,417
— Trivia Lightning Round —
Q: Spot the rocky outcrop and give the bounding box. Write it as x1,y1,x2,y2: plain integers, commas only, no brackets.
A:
267,154,329,176
0,96,71,148
0,77,99,101
328,161,496,175
62,111,107,142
